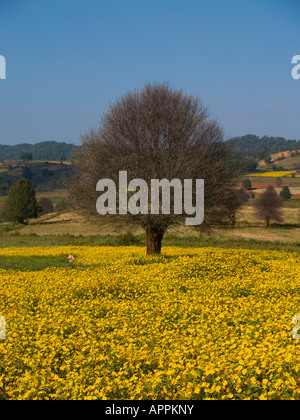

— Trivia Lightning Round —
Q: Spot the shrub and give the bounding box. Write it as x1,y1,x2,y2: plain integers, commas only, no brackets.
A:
280,186,292,200
38,197,54,215
1,179,40,224
55,199,69,212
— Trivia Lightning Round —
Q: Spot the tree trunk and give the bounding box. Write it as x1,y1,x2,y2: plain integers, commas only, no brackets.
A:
146,227,164,255
230,214,236,228
265,217,270,228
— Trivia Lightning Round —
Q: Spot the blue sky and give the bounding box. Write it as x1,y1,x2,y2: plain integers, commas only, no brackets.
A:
0,0,299,145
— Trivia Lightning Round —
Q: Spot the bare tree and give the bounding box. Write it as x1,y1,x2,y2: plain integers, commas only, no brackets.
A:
38,197,54,215
69,84,240,254
275,177,282,188
225,188,249,228
254,185,283,228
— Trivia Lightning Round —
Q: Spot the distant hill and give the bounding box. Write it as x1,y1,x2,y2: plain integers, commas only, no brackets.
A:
227,135,300,160
2,136,299,162
0,141,78,161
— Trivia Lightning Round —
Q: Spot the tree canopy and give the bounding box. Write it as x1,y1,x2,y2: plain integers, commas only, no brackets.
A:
1,179,40,224
69,83,240,254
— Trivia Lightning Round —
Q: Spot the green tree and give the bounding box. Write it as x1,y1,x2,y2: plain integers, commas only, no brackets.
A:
242,179,252,190
280,186,292,200
21,165,33,180
1,180,40,224
20,152,33,161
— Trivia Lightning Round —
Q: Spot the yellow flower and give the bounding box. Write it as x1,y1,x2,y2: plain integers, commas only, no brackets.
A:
0,245,300,399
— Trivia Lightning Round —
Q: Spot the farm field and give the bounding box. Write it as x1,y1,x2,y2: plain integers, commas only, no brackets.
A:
244,170,300,184
270,155,300,170
247,171,295,177
1,246,300,400
247,177,300,189
1,202,300,247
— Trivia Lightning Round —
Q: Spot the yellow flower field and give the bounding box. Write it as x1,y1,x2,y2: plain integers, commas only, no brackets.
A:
1,246,300,400
246,171,295,177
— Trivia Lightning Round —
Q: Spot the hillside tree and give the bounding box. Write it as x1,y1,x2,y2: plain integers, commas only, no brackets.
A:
242,179,252,190
22,165,33,180
20,152,33,161
280,186,292,200
1,179,40,224
254,185,283,228
224,188,249,228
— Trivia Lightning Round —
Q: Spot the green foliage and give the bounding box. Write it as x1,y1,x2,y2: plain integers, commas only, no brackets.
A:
242,158,258,172
0,255,69,271
55,199,69,212
119,232,143,246
0,181,12,196
280,186,292,200
21,166,33,180
0,223,23,236
0,161,72,194
41,168,53,178
242,179,252,190
0,230,300,253
20,152,33,161
0,141,77,161
227,134,300,159
272,165,285,171
1,180,40,224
